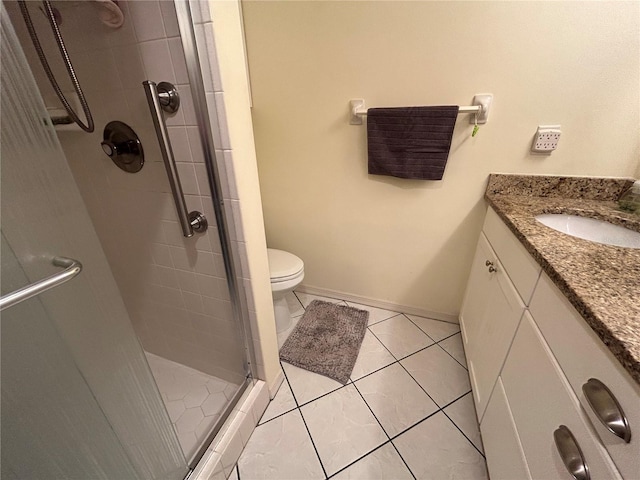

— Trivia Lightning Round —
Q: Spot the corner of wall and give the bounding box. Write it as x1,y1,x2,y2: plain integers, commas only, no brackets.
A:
207,0,281,391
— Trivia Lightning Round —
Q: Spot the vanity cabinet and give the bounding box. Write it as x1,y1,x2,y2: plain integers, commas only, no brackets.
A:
529,274,640,479
481,377,531,480
460,207,540,419
464,206,639,479
498,311,621,479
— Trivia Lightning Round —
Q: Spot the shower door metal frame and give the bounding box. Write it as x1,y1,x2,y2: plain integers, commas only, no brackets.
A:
174,0,258,470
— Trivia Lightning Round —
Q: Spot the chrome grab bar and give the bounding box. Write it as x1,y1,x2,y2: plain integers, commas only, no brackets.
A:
0,257,82,311
143,80,207,238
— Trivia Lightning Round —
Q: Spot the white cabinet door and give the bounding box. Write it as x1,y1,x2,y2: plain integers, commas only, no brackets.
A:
482,208,541,305
530,273,640,479
481,377,531,480
460,232,525,420
501,312,622,480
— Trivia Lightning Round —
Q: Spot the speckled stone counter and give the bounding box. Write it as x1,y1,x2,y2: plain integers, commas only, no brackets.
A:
485,174,640,385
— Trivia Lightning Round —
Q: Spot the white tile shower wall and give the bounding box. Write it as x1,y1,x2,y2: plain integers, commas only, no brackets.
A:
6,0,246,383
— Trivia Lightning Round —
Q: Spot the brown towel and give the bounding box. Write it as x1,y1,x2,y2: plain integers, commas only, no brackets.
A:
367,106,459,180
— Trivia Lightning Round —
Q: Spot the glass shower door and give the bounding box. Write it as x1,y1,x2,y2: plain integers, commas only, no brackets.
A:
0,5,188,479
1,234,141,479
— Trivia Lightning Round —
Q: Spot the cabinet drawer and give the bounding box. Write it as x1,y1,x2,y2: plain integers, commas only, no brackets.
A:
501,311,621,480
481,377,531,480
530,273,640,479
460,232,525,420
483,207,541,305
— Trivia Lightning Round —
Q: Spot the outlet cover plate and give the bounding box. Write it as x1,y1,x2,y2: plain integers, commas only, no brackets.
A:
532,125,561,154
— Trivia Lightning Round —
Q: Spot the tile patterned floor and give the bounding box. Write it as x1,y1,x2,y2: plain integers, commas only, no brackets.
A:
145,352,239,460
233,292,487,479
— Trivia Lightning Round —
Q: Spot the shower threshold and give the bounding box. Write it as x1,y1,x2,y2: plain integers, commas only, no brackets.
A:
145,352,239,461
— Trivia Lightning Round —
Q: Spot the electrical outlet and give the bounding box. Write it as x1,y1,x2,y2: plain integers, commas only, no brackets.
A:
532,125,561,154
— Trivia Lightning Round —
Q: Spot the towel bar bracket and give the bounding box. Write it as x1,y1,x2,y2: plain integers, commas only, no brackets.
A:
349,93,493,125
471,93,492,124
349,99,366,125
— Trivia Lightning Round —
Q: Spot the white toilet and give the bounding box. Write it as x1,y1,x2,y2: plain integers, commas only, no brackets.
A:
267,248,304,333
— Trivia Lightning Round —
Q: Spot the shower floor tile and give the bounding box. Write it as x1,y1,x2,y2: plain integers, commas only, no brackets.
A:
236,291,487,479
145,352,236,461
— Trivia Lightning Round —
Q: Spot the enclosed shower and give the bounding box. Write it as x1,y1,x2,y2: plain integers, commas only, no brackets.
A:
1,1,256,478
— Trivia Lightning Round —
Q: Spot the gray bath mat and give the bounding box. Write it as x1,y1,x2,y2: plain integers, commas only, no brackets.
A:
280,300,369,384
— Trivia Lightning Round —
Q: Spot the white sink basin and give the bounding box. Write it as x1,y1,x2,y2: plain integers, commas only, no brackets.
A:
535,214,640,249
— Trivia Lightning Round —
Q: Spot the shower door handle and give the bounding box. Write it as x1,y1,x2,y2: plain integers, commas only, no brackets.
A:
143,80,207,238
0,257,82,311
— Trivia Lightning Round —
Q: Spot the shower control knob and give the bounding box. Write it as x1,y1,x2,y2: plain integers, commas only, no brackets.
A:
101,121,144,173
101,140,117,157
101,139,139,158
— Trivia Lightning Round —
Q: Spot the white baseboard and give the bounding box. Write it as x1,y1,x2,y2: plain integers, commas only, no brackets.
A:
268,369,285,400
296,284,459,324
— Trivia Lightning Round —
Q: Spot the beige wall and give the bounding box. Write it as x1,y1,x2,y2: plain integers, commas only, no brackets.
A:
243,1,640,319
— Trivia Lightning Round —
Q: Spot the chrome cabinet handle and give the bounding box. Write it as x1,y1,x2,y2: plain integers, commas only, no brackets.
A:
582,378,631,443
143,80,207,238
554,425,591,480
0,257,82,311
485,260,497,273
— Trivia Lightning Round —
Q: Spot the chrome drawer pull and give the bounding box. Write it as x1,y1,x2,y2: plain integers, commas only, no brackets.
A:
554,425,590,480
0,257,82,311
582,378,631,443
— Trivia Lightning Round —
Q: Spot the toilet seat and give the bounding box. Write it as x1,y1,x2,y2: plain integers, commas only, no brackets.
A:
267,249,304,283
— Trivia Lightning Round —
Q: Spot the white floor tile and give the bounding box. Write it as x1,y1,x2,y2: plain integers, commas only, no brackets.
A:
202,391,229,416
295,292,347,308
177,431,198,461
401,346,471,407
277,314,301,349
332,443,413,480
224,383,239,400
195,413,220,441
145,352,236,459
176,407,205,434
355,363,438,438
228,465,239,480
207,377,230,394
184,385,210,408
405,314,460,342
238,409,324,480
282,361,345,406
439,333,468,368
345,302,401,326
165,399,186,423
444,393,484,454
259,378,297,424
285,291,305,317
393,412,488,480
183,293,487,480
350,330,396,381
369,315,434,359
301,384,387,477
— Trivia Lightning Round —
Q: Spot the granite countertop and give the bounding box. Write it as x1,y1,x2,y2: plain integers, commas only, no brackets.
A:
485,174,640,385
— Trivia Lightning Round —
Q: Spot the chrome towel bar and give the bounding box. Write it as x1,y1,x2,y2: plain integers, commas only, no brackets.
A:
0,256,82,311
349,94,493,125
143,80,207,238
